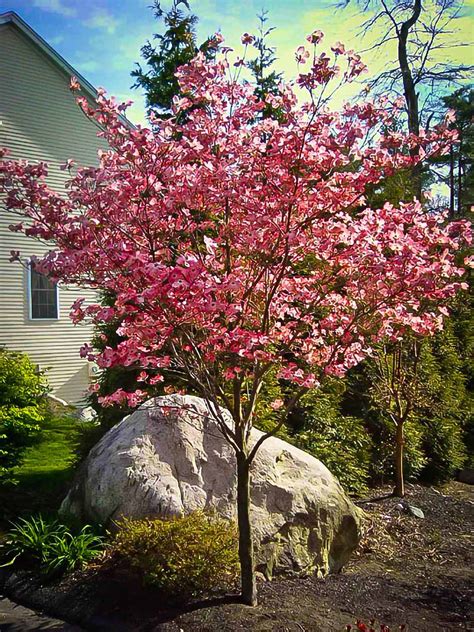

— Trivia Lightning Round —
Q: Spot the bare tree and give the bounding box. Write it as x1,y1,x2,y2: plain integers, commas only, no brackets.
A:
340,0,473,197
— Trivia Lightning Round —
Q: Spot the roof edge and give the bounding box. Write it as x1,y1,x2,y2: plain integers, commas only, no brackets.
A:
0,11,136,129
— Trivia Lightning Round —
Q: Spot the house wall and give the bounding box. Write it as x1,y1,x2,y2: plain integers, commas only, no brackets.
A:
0,22,107,404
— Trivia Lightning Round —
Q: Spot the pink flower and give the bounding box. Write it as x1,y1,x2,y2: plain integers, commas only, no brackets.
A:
331,41,345,55
149,374,164,385
306,30,324,45
60,159,76,171
270,399,284,411
79,343,93,358
241,33,254,45
69,75,81,91
295,46,310,64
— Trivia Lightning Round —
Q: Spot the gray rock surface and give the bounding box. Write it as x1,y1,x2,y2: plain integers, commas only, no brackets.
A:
405,503,425,519
76,406,98,423
61,395,364,578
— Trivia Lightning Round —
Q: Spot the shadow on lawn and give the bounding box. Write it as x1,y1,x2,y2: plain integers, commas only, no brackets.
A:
0,412,81,531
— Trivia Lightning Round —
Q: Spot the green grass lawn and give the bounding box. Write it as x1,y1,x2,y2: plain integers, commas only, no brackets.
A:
0,411,80,530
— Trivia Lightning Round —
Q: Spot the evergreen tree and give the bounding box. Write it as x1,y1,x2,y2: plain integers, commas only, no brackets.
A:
246,11,283,120
441,87,473,218
131,0,218,117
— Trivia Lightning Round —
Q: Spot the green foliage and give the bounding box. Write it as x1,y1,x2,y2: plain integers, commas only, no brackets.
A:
246,11,284,121
416,325,469,482
88,292,152,428
111,512,239,598
366,414,427,485
343,321,471,486
131,0,218,116
463,411,474,468
288,386,373,495
0,349,49,483
1,515,64,567
251,371,371,495
0,406,43,472
1,515,104,576
366,168,417,208
42,526,104,575
71,420,107,465
0,349,49,406
441,86,474,217
420,416,466,482
252,372,371,495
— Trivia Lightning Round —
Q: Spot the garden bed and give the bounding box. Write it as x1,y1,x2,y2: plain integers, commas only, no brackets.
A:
1,482,472,631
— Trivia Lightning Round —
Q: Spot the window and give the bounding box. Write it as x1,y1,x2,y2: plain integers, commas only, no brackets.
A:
28,263,59,320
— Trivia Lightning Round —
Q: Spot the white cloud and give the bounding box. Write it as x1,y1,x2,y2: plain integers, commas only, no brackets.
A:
32,0,77,18
48,34,64,46
84,9,120,35
73,59,100,74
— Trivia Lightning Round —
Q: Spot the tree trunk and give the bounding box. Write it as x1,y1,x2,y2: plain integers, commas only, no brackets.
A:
394,422,405,497
449,145,455,218
457,144,463,215
398,0,422,199
236,451,257,606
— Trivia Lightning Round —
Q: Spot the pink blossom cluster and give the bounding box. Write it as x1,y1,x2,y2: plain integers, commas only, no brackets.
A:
0,32,470,409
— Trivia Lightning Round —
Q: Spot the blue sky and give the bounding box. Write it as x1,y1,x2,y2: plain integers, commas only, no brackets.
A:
3,0,473,125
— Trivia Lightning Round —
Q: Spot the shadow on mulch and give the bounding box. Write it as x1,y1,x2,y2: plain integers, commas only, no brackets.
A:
1,482,473,631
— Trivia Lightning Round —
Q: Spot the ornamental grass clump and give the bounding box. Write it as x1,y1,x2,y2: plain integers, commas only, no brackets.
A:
111,512,239,598
0,515,104,576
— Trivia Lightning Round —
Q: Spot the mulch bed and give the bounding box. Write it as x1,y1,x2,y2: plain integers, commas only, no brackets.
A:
1,482,472,631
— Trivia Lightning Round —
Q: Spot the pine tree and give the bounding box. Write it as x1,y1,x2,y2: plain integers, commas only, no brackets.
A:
246,11,283,120
131,0,218,117
442,87,473,218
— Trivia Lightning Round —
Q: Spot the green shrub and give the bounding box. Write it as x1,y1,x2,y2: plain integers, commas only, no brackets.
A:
367,414,427,485
43,525,104,575
419,416,467,483
0,514,104,575
342,322,472,487
0,349,49,407
285,386,373,496
293,416,372,496
416,327,469,483
1,514,65,567
71,420,108,466
0,349,49,483
111,512,239,598
463,410,474,468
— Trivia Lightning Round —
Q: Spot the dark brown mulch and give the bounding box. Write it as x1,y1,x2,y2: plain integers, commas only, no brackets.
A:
0,595,84,631
1,482,472,631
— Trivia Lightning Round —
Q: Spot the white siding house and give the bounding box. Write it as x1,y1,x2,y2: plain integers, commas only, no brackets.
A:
0,11,115,404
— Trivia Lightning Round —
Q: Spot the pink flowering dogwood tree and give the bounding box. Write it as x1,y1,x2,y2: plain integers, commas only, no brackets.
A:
0,31,471,605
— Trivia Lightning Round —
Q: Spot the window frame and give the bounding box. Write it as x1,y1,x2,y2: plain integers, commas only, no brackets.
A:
27,260,60,321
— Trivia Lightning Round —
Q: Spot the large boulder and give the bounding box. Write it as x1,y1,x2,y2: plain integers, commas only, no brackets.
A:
61,395,364,578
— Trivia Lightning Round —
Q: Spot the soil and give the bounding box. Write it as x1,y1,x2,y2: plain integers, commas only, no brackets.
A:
1,482,472,632
0,595,84,631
